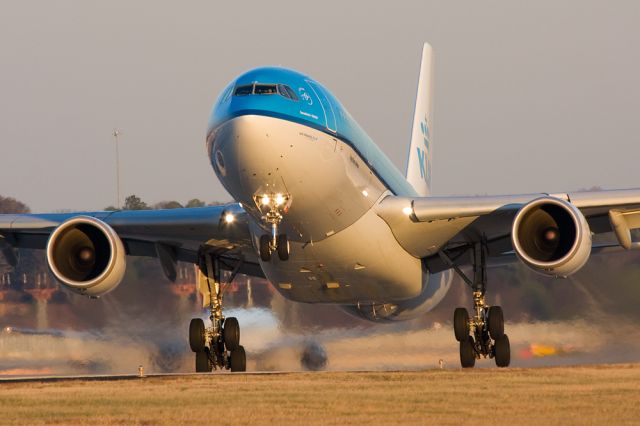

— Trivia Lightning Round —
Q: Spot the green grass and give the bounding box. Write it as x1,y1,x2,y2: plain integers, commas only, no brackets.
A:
1,364,640,425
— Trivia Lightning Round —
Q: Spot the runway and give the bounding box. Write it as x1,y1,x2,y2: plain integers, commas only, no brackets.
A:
0,370,301,384
1,364,639,425
0,368,435,383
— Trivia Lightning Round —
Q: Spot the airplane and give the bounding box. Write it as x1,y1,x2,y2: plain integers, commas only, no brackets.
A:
2,43,640,371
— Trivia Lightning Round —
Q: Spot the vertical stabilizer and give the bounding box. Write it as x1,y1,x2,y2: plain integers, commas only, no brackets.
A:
405,43,434,196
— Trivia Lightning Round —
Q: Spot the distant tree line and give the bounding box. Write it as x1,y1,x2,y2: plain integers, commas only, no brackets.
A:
0,196,30,214
0,194,227,215
105,195,227,211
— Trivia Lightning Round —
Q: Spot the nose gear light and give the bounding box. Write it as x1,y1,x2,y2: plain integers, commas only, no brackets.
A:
253,192,292,262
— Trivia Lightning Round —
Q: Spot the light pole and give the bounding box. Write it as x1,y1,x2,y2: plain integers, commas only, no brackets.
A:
113,129,122,209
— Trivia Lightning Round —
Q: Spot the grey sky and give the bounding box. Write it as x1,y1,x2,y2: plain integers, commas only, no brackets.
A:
0,1,638,212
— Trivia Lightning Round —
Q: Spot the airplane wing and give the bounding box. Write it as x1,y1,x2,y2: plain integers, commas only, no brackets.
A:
375,188,640,273
0,203,263,280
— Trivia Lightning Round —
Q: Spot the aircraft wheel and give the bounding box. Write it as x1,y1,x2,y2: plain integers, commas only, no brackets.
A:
189,318,205,352
195,350,212,372
259,234,271,262
460,336,476,368
277,234,290,261
453,307,470,342
494,334,510,367
230,345,246,372
488,306,504,339
223,317,240,351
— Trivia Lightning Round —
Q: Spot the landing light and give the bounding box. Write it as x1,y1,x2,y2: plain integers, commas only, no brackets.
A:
402,206,413,216
261,195,270,206
275,193,285,206
224,213,235,224
361,190,369,197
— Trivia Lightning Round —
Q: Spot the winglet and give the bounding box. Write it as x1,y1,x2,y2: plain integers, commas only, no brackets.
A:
405,43,434,197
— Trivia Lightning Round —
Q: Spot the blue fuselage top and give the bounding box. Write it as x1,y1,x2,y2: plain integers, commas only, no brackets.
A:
208,67,417,197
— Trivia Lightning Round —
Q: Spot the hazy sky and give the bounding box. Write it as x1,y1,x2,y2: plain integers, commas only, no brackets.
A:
0,1,638,212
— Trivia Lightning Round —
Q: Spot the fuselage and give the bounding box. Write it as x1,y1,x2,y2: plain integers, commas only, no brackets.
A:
207,67,452,320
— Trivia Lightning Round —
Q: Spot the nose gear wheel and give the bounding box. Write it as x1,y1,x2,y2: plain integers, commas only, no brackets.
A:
255,192,291,262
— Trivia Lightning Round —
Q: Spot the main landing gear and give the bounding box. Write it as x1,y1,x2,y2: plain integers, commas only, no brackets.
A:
189,252,246,372
255,192,291,262
440,241,510,368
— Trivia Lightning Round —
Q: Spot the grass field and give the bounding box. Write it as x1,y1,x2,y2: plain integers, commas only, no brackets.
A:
1,364,640,425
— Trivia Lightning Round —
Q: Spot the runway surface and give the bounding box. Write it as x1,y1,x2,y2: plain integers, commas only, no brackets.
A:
0,370,297,383
2,363,639,425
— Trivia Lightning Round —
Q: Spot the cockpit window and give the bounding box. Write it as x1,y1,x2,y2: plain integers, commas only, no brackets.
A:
234,84,253,96
254,84,277,95
278,84,299,101
232,83,298,101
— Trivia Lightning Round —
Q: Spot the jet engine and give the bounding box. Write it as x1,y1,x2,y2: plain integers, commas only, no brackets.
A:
511,197,591,277
46,216,126,297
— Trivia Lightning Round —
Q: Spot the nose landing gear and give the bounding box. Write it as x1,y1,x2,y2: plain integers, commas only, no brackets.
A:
255,192,291,262
189,252,246,372
441,241,511,368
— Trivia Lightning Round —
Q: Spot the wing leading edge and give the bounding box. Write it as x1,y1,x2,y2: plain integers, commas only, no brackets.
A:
375,188,640,272
0,203,263,279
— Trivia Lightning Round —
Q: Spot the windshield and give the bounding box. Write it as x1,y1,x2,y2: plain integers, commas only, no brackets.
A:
233,83,298,101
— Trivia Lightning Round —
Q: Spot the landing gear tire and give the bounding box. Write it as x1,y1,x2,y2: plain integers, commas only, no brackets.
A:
460,336,476,368
259,235,271,262
277,234,289,261
230,345,246,372
189,318,205,352
194,252,249,373
494,334,511,367
223,317,240,351
195,350,212,372
488,306,504,339
444,241,512,368
453,307,470,342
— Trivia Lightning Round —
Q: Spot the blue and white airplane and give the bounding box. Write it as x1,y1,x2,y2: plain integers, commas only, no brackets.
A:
2,44,640,371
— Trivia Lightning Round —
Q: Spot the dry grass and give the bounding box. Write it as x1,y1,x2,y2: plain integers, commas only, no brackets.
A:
1,364,640,425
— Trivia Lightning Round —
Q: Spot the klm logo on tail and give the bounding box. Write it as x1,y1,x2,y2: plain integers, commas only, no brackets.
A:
416,115,431,185
406,43,433,196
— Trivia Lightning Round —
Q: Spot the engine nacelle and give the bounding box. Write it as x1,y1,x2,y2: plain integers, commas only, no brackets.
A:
511,197,591,277
46,216,126,297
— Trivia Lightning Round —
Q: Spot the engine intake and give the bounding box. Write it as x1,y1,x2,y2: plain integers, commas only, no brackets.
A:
46,216,126,297
511,197,591,277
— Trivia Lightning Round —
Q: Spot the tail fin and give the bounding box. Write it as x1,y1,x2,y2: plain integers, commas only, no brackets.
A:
405,43,434,197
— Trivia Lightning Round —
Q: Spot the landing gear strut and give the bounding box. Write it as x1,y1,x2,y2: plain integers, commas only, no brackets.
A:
189,252,246,372
440,241,510,368
256,192,290,262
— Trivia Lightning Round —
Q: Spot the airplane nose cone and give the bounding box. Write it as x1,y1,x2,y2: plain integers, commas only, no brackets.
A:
209,114,384,243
